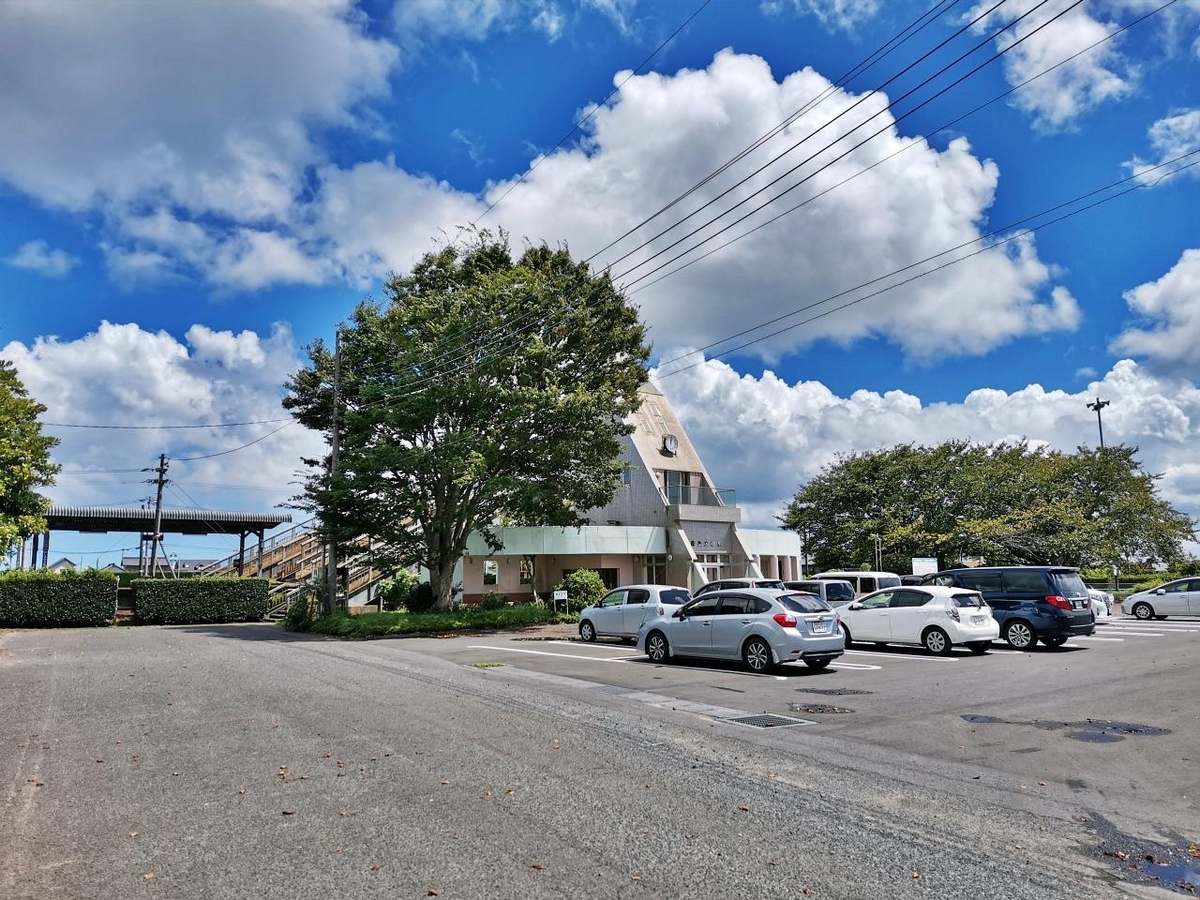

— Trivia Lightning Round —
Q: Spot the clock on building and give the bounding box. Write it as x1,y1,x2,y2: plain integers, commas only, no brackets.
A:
662,433,679,455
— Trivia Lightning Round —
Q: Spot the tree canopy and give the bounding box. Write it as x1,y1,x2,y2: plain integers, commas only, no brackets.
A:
779,440,1195,574
284,234,650,609
0,360,60,559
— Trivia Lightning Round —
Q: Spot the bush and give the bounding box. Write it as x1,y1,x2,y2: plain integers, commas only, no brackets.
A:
134,577,269,625
555,569,606,613
308,604,575,638
0,569,118,627
379,569,418,612
283,590,317,631
476,591,509,611
405,581,437,614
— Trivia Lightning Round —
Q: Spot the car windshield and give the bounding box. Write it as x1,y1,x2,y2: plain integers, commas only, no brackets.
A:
659,589,690,605
950,592,985,608
779,593,831,614
758,580,785,589
1049,571,1088,596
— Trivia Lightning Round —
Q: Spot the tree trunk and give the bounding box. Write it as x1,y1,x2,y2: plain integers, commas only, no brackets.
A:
430,555,458,611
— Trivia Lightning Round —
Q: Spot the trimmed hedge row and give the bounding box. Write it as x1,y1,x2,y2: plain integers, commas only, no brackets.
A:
134,577,270,625
0,570,118,627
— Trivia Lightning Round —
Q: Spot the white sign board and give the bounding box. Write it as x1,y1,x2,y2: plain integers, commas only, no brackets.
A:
910,557,940,576
552,590,568,601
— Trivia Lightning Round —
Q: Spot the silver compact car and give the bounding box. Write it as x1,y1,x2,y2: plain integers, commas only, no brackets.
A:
578,584,692,643
636,588,844,673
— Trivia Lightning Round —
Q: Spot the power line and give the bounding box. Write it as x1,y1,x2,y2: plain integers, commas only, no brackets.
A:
170,421,296,461
43,418,291,430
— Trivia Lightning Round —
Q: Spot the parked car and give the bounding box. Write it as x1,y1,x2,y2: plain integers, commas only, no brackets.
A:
836,585,999,655
693,577,785,598
784,579,856,607
578,584,692,643
1087,588,1112,622
813,570,902,595
1122,578,1200,620
920,566,1095,649
636,588,844,673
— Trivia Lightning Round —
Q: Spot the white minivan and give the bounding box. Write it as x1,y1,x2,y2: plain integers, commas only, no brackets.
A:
814,570,902,596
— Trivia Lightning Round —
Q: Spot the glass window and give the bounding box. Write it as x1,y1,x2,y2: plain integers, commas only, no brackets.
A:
626,589,651,605
951,592,985,608
958,572,1003,591
519,558,532,585
1163,579,1190,594
780,593,830,613
892,590,931,608
928,574,955,587
645,555,668,584
717,596,750,615
1048,571,1087,596
483,559,498,585
1002,570,1050,593
683,596,720,616
749,596,772,614
600,590,625,607
859,590,893,610
658,589,690,605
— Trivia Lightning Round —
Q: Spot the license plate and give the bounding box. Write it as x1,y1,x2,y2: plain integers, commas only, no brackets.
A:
811,621,831,634
1072,600,1085,609
971,615,986,625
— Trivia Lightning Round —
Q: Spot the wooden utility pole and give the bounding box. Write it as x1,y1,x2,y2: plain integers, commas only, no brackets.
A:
325,328,342,617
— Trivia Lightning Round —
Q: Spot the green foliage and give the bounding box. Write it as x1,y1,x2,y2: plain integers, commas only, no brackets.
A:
379,569,418,611
781,441,1195,572
0,360,60,557
284,232,650,611
477,591,509,611
282,590,318,631
555,568,606,613
308,603,575,638
134,577,269,625
406,581,437,613
0,569,117,627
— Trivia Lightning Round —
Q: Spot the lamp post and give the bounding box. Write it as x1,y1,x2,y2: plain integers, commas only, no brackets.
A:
793,501,814,577
1086,397,1110,449
871,533,882,571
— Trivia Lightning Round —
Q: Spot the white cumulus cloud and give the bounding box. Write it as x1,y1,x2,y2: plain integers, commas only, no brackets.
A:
1111,248,1200,372
5,239,79,278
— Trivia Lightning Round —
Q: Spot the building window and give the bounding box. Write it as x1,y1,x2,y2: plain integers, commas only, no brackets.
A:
645,555,668,584
519,558,532,584
483,560,498,585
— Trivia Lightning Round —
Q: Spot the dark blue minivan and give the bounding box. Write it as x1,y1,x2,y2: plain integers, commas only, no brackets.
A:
921,566,1095,649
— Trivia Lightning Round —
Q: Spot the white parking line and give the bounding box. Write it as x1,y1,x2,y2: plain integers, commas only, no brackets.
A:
844,649,958,662
1086,630,1164,637
467,644,789,680
828,661,883,671
1074,636,1125,642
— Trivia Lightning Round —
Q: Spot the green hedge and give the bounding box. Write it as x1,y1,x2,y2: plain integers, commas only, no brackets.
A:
133,577,269,625
0,570,118,627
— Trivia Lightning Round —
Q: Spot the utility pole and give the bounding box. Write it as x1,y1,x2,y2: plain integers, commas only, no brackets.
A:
325,328,342,617
146,454,168,577
1086,397,1110,449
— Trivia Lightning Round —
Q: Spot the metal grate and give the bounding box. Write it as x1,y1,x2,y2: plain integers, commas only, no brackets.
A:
726,713,812,729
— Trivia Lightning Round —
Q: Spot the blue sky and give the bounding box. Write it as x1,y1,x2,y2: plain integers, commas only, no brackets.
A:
2,0,1199,567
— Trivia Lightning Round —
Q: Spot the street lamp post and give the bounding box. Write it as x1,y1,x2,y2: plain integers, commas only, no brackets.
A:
1086,397,1110,449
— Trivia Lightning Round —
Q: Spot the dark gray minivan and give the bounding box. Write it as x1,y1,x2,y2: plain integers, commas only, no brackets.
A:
921,566,1095,649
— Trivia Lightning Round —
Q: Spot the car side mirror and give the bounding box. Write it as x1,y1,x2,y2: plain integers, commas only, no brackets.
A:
673,609,685,619
1155,588,1166,595
848,602,863,610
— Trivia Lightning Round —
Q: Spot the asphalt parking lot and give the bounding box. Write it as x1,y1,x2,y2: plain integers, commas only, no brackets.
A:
403,613,1200,843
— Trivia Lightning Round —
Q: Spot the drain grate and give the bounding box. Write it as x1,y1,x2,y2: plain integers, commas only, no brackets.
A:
726,713,812,729
796,687,871,696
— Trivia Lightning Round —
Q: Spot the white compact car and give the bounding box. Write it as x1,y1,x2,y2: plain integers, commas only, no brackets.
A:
578,584,691,643
1121,578,1200,620
1087,588,1112,622
836,585,1000,655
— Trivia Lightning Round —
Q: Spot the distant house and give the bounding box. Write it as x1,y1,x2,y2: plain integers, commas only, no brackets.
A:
47,558,76,572
456,383,802,605
119,557,219,575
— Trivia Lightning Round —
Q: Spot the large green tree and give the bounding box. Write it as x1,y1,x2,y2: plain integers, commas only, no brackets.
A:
0,360,60,558
780,440,1194,573
285,234,650,610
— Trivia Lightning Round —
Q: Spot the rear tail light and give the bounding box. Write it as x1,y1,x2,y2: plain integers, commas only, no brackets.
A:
946,607,960,621
1045,595,1073,610
773,612,797,628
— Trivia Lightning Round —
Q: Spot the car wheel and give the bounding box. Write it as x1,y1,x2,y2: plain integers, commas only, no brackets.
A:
1042,635,1067,648
804,658,832,671
579,620,596,643
742,637,775,673
1005,620,1037,650
645,630,670,663
923,627,952,656
840,623,854,648
967,641,990,655
1131,602,1154,620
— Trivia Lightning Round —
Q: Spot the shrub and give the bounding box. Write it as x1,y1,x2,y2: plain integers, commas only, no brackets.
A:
134,577,269,625
405,581,437,613
283,590,318,631
555,568,606,613
0,569,118,627
476,591,509,611
379,569,418,611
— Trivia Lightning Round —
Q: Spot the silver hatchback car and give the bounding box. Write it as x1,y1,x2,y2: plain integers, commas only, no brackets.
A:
636,588,844,673
578,584,692,643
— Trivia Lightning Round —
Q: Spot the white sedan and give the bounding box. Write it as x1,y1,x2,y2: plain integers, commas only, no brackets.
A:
836,585,1000,655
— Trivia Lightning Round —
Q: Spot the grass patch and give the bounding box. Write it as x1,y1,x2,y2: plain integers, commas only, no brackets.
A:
306,604,577,638
470,661,504,668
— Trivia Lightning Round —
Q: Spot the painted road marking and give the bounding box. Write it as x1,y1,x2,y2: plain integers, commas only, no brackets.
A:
467,644,788,680
844,649,957,662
